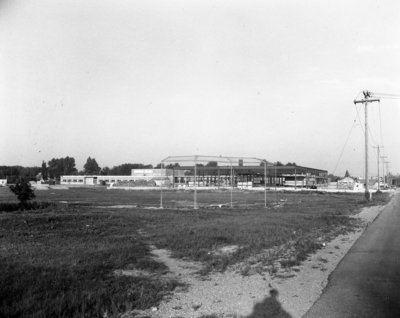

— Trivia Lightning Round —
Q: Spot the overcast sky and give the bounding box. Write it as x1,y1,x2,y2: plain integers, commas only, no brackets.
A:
1,0,399,176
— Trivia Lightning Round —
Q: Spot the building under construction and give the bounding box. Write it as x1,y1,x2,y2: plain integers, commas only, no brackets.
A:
161,156,328,189
169,164,328,188
60,155,328,189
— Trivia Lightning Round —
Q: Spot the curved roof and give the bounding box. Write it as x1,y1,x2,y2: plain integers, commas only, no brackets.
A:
161,155,271,166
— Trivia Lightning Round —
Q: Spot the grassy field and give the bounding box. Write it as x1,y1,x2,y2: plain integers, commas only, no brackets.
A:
0,187,390,317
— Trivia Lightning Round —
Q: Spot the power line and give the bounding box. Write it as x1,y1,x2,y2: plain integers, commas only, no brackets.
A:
373,92,400,98
375,96,400,100
368,126,378,147
354,103,364,133
354,103,376,147
331,117,358,176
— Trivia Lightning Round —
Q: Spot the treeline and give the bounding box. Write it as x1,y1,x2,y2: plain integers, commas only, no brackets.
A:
0,158,80,182
100,163,154,176
0,166,41,183
1,157,159,182
1,157,318,183
47,157,77,179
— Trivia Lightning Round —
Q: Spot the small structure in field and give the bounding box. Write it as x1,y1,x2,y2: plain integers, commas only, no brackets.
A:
337,177,355,190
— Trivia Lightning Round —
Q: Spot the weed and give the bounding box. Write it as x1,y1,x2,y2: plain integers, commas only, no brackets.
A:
280,258,300,268
240,265,252,276
317,257,328,263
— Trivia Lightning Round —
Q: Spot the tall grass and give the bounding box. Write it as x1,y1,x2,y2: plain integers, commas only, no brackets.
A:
0,201,53,212
134,192,389,271
0,208,181,317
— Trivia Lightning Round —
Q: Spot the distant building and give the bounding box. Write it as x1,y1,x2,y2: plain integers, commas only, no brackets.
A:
337,177,355,190
60,169,181,186
60,165,328,189
171,165,328,188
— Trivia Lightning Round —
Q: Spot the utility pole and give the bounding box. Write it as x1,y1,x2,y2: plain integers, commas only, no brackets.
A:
160,162,164,208
264,160,267,208
381,155,387,188
385,161,390,188
354,91,380,201
194,157,198,209
373,146,382,192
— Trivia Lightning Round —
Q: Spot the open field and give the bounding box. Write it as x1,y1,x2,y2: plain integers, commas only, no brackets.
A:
0,187,390,317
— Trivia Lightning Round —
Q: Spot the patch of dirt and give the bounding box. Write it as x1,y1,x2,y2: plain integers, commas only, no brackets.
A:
150,246,204,278
123,204,386,318
114,269,153,277
213,245,240,256
95,205,138,208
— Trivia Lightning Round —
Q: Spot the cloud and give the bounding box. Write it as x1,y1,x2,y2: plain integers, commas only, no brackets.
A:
357,44,400,54
356,45,375,53
320,79,342,86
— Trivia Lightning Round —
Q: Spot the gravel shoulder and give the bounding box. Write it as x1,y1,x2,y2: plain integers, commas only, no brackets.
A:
127,204,387,318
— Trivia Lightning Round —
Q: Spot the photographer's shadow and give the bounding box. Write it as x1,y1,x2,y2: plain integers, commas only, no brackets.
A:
246,289,292,318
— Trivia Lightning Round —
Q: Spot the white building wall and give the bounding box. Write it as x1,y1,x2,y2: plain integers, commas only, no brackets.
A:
61,169,181,186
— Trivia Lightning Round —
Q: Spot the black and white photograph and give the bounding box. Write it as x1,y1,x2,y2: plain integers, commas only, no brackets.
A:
1,0,400,317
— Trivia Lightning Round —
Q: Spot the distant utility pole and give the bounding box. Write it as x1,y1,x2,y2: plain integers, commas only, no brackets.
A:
354,90,380,201
373,146,383,191
381,155,387,186
385,161,390,187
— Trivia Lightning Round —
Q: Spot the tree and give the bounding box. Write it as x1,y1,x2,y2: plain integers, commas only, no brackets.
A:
84,157,100,175
9,178,35,207
206,161,218,167
344,170,351,178
47,157,77,179
155,163,180,169
327,173,341,182
63,156,77,175
286,162,297,166
167,163,180,168
110,163,153,175
275,161,284,166
41,161,48,180
100,166,111,175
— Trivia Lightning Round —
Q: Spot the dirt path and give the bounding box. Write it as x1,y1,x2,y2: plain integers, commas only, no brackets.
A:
127,204,386,318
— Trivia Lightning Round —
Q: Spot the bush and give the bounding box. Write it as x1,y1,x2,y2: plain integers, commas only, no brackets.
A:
9,179,35,207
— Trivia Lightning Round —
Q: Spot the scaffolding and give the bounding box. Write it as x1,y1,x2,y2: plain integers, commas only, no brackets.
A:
160,155,272,209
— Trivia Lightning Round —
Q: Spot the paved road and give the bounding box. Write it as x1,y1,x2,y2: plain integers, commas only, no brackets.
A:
304,192,400,318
